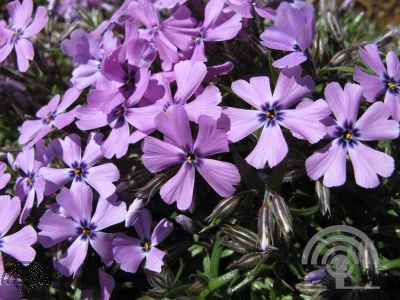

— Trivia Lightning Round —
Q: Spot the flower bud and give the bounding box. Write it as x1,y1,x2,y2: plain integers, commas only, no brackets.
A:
222,225,258,251
257,201,274,250
175,215,195,233
205,194,240,223
304,268,328,284
135,173,167,201
228,252,268,271
325,11,343,42
271,194,293,236
374,28,400,48
359,240,379,277
315,180,331,217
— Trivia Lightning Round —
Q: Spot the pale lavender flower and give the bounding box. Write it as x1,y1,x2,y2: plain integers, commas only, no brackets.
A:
224,67,327,169
0,0,48,72
113,208,173,273
190,0,242,62
38,185,126,277
306,82,399,188
40,133,120,198
0,196,37,275
142,106,240,210
18,87,81,148
353,43,400,120
14,140,54,223
260,2,314,68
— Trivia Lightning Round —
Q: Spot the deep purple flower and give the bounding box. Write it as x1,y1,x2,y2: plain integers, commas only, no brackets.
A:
38,185,126,277
353,43,400,119
0,162,11,190
191,0,242,62
0,196,37,275
306,82,399,188
304,268,328,284
224,67,326,169
40,133,120,198
87,46,151,114
260,2,314,68
127,0,197,70
113,208,173,273
18,88,81,148
14,140,54,223
0,0,48,72
126,60,222,136
142,106,240,210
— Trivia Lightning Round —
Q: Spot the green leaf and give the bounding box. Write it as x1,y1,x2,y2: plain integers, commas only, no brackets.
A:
210,238,224,278
208,269,240,292
172,258,185,286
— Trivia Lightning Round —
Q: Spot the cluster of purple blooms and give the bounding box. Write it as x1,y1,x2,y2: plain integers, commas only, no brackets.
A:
0,0,399,298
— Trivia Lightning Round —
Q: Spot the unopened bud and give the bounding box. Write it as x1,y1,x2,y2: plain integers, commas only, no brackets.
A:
228,252,268,271
144,265,174,289
257,201,274,250
359,241,379,277
135,174,167,201
374,28,400,48
315,180,331,217
271,194,293,236
175,215,195,233
304,268,328,284
205,194,240,223
222,225,258,251
325,11,343,42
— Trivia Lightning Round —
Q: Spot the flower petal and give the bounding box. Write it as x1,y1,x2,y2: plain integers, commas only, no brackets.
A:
112,234,145,273
246,124,288,169
196,158,240,197
160,164,195,210
56,237,89,277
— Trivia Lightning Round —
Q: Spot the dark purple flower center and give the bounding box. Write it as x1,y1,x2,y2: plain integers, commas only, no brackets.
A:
77,220,97,240
69,162,88,182
11,28,23,43
258,103,284,126
335,122,360,148
26,171,35,189
186,152,196,164
384,74,399,94
141,239,151,252
42,111,56,125
293,44,301,52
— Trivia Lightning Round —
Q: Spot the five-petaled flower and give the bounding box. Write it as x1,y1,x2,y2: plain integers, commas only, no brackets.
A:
306,82,399,188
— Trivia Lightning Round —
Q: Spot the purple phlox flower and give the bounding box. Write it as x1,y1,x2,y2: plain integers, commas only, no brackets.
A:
0,162,11,190
14,140,54,223
87,45,151,113
191,0,242,62
353,43,400,120
153,0,188,9
224,67,325,169
204,61,234,83
56,0,106,21
18,87,81,149
142,105,240,210
0,0,48,72
225,0,276,19
113,208,173,273
260,2,315,68
40,132,120,198
0,196,37,275
126,60,222,138
61,29,118,90
305,82,399,188
38,185,127,277
125,36,157,69
127,0,197,70
99,269,115,300
76,95,151,159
